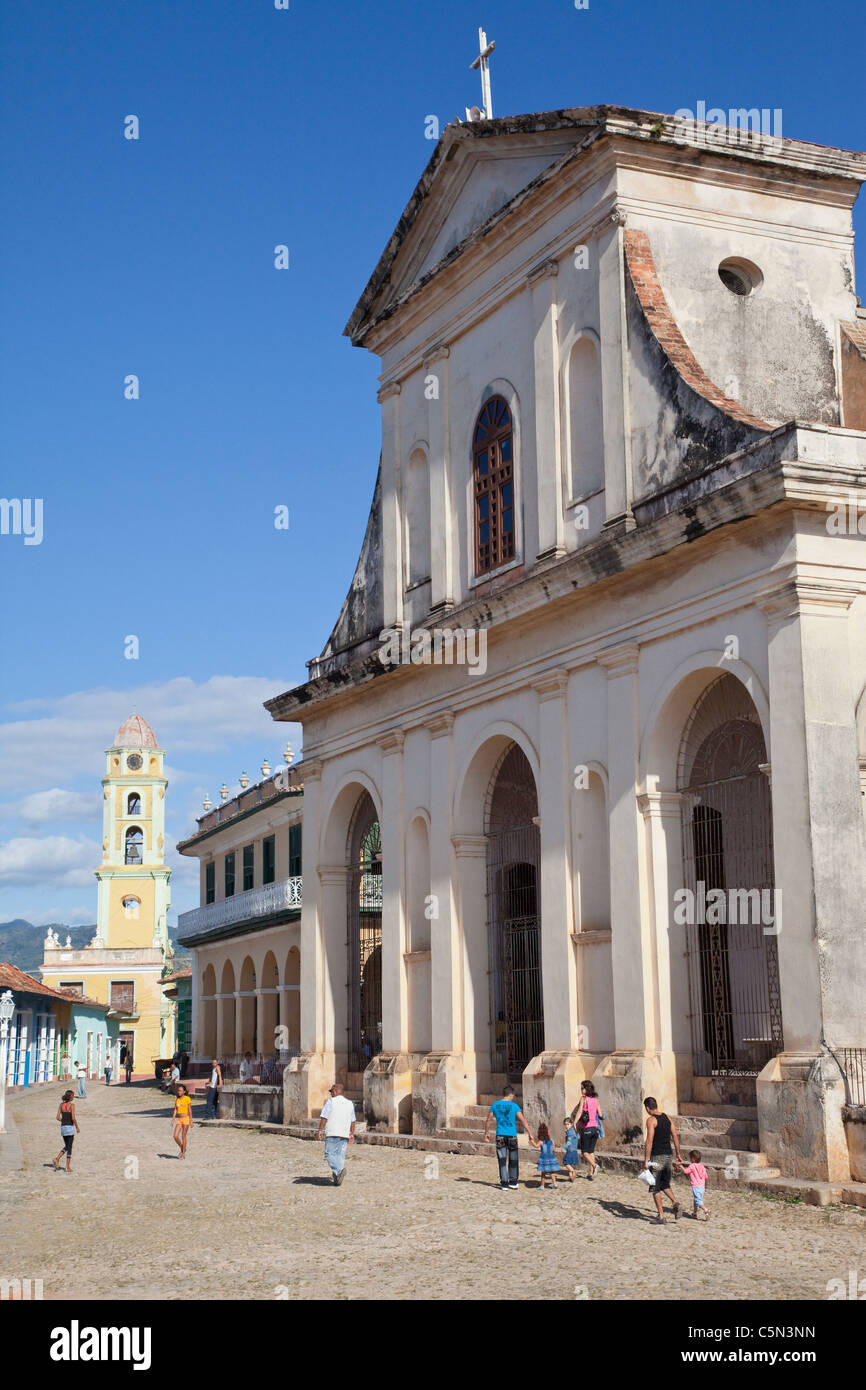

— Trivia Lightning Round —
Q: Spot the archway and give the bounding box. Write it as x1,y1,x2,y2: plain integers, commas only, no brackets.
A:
677,673,783,1075
260,951,279,1058
202,964,217,1057
219,961,236,1055
284,946,300,1051
486,743,543,1079
239,956,257,1054
347,792,382,1072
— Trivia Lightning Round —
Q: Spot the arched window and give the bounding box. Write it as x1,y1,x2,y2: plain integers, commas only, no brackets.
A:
473,396,514,575
406,448,431,586
568,338,604,500
124,827,143,864
127,792,141,816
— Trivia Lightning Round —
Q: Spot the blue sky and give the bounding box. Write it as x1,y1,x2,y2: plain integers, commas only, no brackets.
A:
1,0,864,927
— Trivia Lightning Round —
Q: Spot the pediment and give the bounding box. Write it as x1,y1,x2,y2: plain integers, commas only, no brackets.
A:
391,142,575,296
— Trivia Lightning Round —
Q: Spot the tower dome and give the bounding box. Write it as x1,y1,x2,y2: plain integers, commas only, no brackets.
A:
114,714,158,749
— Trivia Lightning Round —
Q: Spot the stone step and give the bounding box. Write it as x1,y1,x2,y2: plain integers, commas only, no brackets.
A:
678,1101,758,1120
597,1148,781,1185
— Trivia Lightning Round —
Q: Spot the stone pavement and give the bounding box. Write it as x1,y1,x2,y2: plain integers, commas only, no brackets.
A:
2,1079,864,1301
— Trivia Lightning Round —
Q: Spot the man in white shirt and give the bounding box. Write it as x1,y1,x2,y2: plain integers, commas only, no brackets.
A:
76,1062,87,1099
239,1052,255,1085
316,1082,356,1186
205,1059,222,1119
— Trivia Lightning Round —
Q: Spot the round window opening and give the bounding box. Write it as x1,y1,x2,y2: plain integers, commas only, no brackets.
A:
718,257,763,297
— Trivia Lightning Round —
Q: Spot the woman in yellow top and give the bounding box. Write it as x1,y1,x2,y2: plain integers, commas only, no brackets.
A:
172,1084,193,1159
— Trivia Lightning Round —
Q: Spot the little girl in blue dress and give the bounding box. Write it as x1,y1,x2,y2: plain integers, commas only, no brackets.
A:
530,1122,562,1188
562,1116,582,1181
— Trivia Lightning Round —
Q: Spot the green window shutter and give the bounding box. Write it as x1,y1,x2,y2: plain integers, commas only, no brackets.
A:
289,823,302,877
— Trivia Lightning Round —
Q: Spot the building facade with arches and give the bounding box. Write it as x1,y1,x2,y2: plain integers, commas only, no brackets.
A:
176,764,303,1070
266,107,866,1180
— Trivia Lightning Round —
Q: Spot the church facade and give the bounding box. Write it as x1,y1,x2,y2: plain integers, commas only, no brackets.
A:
265,107,866,1181
42,715,173,1070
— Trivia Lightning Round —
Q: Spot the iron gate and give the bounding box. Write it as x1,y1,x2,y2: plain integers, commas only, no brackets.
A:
348,812,383,1072
487,824,543,1077
681,767,783,1075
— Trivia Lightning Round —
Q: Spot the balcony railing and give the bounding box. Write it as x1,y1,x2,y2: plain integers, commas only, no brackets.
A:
176,875,303,943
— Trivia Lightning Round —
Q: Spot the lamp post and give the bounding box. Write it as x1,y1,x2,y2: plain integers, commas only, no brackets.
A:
0,990,15,1135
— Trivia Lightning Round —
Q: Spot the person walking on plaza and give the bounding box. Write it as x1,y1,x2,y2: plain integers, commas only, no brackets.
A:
61,1051,71,1081
204,1058,222,1119
76,1061,87,1098
529,1122,562,1189
570,1080,603,1180
172,1084,193,1159
53,1090,80,1173
644,1096,683,1224
678,1149,711,1220
124,1050,134,1084
104,1054,113,1085
317,1081,356,1185
483,1084,534,1190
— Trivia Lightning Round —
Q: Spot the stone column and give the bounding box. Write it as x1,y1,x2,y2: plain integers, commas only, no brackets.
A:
528,260,565,561
638,791,688,1061
413,713,477,1134
755,578,866,1180
284,759,336,1125
522,669,587,1135
596,208,634,529
365,730,415,1134
424,344,454,613
593,643,673,1142
378,380,404,630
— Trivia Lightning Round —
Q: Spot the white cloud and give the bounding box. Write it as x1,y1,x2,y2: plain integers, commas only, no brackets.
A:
0,788,97,824
0,836,97,886
26,906,95,928
1,676,299,795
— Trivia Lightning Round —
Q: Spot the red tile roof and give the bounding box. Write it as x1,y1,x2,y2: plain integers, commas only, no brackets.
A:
0,962,73,1002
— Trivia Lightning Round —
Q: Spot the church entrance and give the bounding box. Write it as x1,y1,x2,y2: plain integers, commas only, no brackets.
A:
486,744,543,1079
347,793,383,1072
678,675,783,1076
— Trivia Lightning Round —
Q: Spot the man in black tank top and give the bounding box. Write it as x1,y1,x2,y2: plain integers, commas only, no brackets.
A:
643,1097,683,1224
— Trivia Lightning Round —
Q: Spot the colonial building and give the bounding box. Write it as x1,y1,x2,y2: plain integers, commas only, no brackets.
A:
176,760,303,1065
41,715,173,1070
265,106,866,1182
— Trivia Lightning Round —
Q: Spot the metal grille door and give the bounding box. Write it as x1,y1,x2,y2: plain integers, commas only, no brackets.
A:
488,826,543,1077
348,809,383,1072
681,767,783,1075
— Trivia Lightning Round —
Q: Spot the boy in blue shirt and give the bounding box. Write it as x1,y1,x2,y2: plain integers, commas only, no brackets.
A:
483,1084,535,1190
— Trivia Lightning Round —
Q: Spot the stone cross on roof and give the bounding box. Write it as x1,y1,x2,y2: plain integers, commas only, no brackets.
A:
468,26,495,121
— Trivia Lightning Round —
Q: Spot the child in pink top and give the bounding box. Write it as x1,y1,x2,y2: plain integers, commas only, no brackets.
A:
678,1148,711,1220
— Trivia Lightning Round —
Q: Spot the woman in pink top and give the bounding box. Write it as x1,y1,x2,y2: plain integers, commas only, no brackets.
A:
570,1080,604,1181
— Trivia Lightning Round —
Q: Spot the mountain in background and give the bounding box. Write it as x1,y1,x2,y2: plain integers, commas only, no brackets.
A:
0,920,192,978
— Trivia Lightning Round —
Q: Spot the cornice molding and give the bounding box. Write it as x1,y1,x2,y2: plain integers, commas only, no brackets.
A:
425,712,455,738
378,730,406,755
452,833,487,859
597,641,640,675
422,341,450,368
376,379,402,404
532,669,568,700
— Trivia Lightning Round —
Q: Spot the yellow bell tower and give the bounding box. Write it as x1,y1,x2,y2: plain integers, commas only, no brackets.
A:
41,714,173,1072
96,714,171,951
